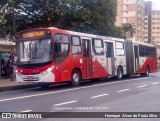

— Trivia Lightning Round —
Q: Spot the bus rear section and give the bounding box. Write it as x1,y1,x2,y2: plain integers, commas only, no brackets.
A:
138,45,157,76
124,40,157,77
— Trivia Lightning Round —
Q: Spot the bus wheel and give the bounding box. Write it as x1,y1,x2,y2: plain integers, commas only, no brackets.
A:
144,66,150,76
140,66,150,77
70,70,81,87
117,67,123,80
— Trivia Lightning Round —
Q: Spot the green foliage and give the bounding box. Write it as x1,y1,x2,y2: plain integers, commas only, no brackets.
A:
121,23,136,39
0,0,124,39
0,0,11,38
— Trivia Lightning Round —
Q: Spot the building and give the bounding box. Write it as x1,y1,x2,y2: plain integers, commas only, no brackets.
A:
115,0,145,42
151,11,160,44
145,2,160,44
0,40,15,52
144,1,152,43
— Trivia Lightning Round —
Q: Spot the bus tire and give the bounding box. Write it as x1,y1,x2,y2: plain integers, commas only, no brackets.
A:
117,67,123,80
70,70,81,87
140,66,150,77
144,66,150,76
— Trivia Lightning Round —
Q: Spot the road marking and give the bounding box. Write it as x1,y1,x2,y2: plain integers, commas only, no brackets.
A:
140,78,146,80
21,110,32,112
152,82,159,85
91,94,109,99
137,85,147,88
53,100,77,106
117,89,130,93
0,77,151,102
137,88,146,91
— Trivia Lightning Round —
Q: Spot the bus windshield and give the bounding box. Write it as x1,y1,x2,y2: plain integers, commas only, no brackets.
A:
17,39,53,65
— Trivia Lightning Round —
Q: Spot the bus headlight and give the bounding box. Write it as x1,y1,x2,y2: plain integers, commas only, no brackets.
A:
16,70,22,76
41,66,54,75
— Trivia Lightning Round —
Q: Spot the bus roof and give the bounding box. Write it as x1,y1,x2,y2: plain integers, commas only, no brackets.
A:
16,27,155,47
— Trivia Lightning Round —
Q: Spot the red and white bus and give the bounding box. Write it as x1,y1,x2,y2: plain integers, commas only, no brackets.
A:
15,27,157,87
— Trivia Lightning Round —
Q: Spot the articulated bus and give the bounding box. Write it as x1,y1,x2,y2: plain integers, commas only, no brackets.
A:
15,27,157,87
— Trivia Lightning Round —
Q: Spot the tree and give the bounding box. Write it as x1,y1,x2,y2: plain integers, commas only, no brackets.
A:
0,0,17,40
0,0,11,39
121,23,136,40
0,0,124,39
56,0,118,36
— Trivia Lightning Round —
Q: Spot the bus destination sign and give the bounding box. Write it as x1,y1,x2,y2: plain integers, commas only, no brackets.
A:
22,31,47,39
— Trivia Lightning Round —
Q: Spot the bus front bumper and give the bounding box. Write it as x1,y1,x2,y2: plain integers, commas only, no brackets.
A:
16,72,55,83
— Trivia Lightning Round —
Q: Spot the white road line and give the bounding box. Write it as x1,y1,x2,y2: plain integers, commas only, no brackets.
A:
140,78,148,80
53,100,77,107
21,110,32,112
91,94,109,99
117,89,130,93
137,85,147,88
137,88,146,91
0,77,151,102
152,82,159,85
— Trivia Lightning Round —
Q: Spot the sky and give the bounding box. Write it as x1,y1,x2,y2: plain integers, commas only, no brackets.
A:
145,0,160,10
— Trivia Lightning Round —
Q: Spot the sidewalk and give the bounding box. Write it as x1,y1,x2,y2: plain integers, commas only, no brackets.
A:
0,78,38,92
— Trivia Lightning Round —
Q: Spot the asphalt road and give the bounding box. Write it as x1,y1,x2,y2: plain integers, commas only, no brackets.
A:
0,72,160,121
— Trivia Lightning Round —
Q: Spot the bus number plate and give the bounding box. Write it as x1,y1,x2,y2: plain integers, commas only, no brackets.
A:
27,77,34,80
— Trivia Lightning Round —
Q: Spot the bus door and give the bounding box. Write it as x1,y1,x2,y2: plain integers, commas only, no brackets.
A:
134,45,139,72
82,39,92,79
105,42,115,75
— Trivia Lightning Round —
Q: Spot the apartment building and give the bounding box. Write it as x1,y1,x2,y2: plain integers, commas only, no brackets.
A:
145,2,160,44
144,1,152,43
152,11,160,44
116,0,145,42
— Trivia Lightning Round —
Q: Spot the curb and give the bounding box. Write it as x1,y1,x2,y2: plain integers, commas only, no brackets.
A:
156,69,160,72
0,84,38,92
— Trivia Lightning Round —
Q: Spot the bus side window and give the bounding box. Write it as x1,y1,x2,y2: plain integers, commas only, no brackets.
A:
71,36,81,55
54,34,70,57
92,39,104,55
139,45,144,57
115,42,124,56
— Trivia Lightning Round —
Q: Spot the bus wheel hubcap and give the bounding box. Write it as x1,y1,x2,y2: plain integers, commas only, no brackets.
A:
73,73,79,83
147,69,149,75
118,70,122,78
